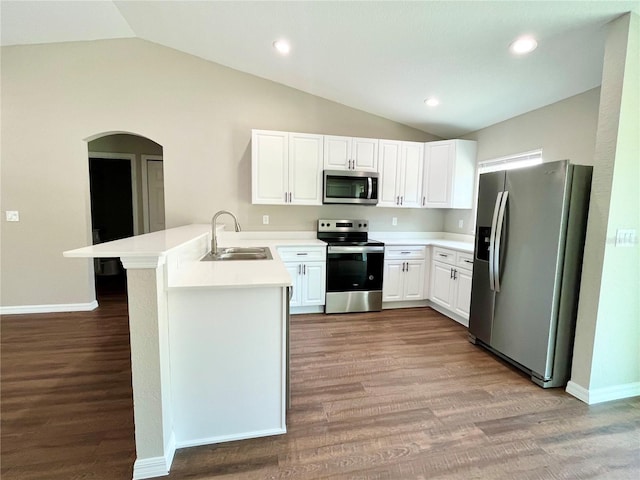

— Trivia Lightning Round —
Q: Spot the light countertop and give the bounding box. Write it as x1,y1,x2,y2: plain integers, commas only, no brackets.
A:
64,225,474,290
63,224,211,258
371,233,474,253
169,235,326,290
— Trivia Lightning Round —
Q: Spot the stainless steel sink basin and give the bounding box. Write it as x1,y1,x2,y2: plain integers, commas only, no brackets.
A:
201,247,273,261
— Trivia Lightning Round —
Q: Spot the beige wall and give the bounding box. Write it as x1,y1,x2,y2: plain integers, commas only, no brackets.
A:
0,38,439,307
571,13,639,394
443,87,601,235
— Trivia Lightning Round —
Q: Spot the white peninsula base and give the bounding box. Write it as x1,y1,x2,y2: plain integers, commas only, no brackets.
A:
169,286,287,447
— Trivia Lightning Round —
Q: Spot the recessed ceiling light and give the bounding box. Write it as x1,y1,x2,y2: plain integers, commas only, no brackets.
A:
509,35,538,55
424,97,440,107
273,39,291,55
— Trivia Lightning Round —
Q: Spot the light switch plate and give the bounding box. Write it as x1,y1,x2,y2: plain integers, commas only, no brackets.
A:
262,215,269,225
392,217,398,226
615,228,637,247
6,210,19,222
458,219,464,228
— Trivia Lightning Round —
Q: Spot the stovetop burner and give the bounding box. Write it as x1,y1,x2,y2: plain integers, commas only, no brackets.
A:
316,219,384,247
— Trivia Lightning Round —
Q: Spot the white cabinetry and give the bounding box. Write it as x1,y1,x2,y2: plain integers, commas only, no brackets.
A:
252,130,323,205
383,246,426,302
429,247,473,326
378,140,424,208
422,140,477,209
324,135,378,172
278,246,326,312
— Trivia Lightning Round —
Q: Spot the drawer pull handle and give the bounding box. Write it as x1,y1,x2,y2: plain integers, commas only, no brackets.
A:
401,251,411,254
464,259,473,264
296,253,308,256
439,253,448,257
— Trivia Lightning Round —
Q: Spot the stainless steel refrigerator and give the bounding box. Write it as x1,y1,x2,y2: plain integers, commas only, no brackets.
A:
468,160,592,388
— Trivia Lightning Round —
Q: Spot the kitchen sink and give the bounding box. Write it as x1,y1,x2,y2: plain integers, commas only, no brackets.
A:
201,247,273,261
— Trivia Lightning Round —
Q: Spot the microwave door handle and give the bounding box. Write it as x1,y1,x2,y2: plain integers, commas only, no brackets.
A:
367,177,373,200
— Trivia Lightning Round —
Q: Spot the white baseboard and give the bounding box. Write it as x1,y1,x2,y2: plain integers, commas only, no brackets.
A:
131,432,176,479
176,427,286,449
0,301,98,315
427,302,469,327
382,300,429,310
566,380,640,405
291,305,324,315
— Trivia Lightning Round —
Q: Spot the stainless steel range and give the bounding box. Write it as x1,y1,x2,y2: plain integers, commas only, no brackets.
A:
317,219,384,314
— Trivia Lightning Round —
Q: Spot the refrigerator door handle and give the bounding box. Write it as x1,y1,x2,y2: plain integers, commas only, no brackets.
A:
494,190,509,292
489,191,503,291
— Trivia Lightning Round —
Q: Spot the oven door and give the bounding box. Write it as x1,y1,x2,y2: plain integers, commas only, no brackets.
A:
326,246,384,292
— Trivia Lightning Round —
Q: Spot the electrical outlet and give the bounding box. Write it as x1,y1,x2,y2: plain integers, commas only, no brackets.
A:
392,217,398,226
262,215,269,225
458,219,464,228
5,210,19,222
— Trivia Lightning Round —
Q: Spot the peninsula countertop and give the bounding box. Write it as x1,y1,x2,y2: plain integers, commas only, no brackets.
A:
169,234,326,290
64,225,474,290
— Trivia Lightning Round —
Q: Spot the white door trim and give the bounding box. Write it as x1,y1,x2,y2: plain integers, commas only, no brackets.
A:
141,154,164,233
88,151,140,236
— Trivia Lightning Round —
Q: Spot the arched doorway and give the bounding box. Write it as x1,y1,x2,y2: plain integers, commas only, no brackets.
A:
87,133,165,297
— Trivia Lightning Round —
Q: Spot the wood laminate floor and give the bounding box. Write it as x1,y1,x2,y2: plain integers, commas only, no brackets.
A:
1,294,638,479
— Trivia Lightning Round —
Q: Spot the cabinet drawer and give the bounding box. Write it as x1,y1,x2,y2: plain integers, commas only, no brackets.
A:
456,252,474,270
385,245,426,260
277,246,326,262
432,247,455,265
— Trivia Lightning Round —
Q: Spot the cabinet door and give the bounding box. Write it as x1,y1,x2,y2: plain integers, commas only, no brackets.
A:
324,135,351,170
289,133,323,205
252,130,288,204
382,261,403,301
353,138,378,172
285,263,302,307
301,262,326,306
430,261,454,309
453,268,473,323
377,140,401,207
399,142,424,208
424,141,454,208
403,260,425,300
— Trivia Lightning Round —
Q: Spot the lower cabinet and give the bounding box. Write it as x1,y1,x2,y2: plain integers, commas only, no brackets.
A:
284,262,326,307
382,246,426,302
429,247,473,326
278,246,326,312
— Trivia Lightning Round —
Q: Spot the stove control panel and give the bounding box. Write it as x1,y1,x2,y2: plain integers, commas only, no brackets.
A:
318,219,369,233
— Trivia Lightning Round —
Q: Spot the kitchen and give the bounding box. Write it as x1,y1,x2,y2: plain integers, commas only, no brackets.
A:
1,2,638,480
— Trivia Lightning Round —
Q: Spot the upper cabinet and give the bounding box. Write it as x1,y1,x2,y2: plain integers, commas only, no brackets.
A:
252,130,477,209
422,139,477,209
378,140,424,208
324,136,378,172
252,130,323,205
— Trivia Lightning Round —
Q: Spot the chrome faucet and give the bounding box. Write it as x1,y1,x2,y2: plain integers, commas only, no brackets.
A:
211,210,241,255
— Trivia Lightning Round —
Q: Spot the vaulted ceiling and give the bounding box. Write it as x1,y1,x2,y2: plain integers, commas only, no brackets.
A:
2,1,638,137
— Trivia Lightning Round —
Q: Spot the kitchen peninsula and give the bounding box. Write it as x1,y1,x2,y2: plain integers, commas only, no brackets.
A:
63,224,325,480
63,224,473,479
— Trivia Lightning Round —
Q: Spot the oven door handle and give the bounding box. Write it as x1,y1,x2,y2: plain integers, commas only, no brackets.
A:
327,246,385,254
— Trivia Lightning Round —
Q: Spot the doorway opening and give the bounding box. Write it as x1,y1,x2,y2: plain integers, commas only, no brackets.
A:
87,134,165,298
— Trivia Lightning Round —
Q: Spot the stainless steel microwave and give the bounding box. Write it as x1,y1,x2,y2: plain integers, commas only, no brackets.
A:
323,170,379,205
